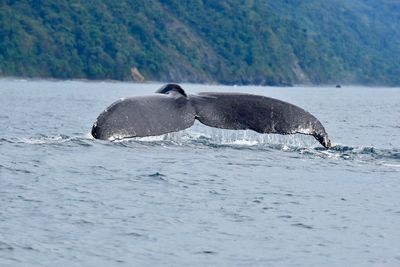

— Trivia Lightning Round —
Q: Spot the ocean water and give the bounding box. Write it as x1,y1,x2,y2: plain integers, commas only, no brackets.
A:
0,80,399,266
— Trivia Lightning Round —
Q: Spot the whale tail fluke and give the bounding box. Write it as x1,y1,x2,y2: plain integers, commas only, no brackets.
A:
92,84,331,148
190,92,331,148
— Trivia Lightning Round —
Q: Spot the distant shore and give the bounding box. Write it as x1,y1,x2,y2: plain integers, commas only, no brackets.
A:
2,77,400,88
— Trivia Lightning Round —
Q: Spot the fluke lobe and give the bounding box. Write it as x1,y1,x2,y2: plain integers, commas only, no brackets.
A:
91,84,332,148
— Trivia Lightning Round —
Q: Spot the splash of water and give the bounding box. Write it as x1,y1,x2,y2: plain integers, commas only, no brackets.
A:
1,129,399,165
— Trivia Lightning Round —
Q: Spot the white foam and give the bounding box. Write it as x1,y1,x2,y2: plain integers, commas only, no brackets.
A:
382,163,400,168
222,139,259,146
19,135,69,144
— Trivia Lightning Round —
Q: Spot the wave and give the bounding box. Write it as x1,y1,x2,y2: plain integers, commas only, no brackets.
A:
1,130,399,163
0,134,93,146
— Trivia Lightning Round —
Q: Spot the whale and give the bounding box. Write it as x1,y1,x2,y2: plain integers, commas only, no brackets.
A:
91,84,331,148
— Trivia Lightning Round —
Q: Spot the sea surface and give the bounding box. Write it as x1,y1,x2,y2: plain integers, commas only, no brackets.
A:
0,80,399,266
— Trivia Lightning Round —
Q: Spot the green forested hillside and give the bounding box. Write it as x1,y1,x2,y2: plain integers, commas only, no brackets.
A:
1,0,399,85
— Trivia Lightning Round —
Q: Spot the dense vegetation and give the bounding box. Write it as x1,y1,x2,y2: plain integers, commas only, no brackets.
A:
1,0,399,85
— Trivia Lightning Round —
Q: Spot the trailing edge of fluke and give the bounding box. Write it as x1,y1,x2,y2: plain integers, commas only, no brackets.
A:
92,84,332,148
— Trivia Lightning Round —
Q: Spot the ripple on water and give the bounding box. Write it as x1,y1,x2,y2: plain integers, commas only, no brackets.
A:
2,131,399,168
0,241,14,251
291,223,314,229
147,172,168,181
195,250,218,255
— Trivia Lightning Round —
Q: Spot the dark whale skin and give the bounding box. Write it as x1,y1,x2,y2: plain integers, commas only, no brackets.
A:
92,84,331,148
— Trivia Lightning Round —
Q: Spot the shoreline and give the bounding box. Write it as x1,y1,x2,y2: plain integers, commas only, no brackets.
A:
0,76,399,88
